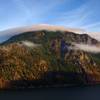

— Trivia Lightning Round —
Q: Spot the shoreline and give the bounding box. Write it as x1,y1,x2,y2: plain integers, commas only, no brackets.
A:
0,83,100,91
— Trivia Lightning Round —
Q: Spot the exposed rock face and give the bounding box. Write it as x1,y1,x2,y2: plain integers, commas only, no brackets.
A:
0,30,100,89
63,32,98,45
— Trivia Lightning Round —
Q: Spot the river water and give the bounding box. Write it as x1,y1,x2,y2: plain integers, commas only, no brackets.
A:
0,86,100,100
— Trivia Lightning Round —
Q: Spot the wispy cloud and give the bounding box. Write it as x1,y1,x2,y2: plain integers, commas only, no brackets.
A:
51,0,100,33
81,22,100,32
1,0,100,32
72,43,100,53
0,0,100,41
11,0,70,25
21,41,41,48
53,1,93,27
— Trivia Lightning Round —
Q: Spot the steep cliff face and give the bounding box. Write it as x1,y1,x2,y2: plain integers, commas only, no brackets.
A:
0,30,100,89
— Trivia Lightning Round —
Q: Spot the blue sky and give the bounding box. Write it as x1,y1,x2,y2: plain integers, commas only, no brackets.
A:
0,0,100,32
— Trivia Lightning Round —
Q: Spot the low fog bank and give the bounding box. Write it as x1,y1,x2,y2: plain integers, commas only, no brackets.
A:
72,43,100,53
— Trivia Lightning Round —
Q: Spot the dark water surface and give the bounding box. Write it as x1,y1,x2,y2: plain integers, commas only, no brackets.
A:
0,86,100,100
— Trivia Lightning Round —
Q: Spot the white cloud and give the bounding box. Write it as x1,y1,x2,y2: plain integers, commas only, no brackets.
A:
72,43,100,53
21,41,41,48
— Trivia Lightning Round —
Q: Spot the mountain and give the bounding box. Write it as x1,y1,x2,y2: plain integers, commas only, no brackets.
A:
0,24,86,43
2,30,98,45
0,27,100,89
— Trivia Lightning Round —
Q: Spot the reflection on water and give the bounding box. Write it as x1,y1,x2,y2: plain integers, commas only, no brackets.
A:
0,86,100,100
